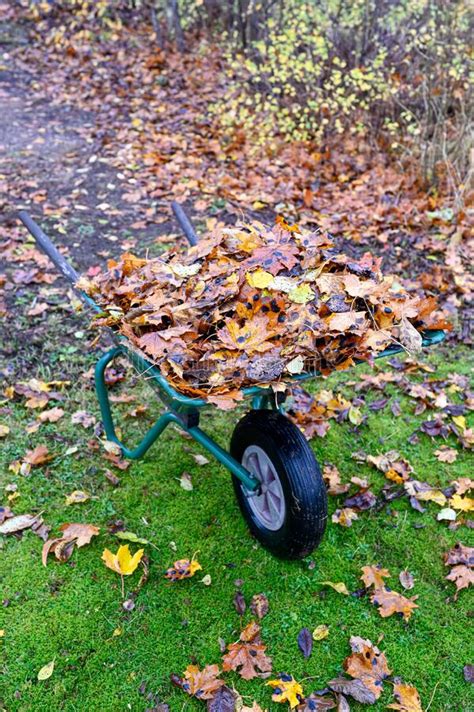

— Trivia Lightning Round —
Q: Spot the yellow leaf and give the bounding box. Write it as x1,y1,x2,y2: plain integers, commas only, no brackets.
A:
252,200,266,210
449,494,474,512
102,544,144,576
452,415,466,432
312,624,330,641
288,283,315,304
65,490,90,506
37,659,55,681
267,675,304,708
112,627,122,637
0,424,9,438
246,269,274,289
416,489,446,506
320,580,349,595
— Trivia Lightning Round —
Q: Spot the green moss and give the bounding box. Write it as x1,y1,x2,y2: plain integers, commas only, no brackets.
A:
0,346,472,711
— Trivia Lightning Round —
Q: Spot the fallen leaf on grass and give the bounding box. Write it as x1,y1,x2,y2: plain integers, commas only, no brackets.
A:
242,704,265,712
165,557,202,580
102,544,144,575
399,570,415,590
329,677,377,705
115,531,149,545
179,472,193,491
297,627,312,658
453,478,473,495
434,446,458,463
449,494,474,512
297,693,335,710
371,588,419,621
343,489,377,511
320,581,349,595
37,659,55,681
323,464,350,495
207,685,237,711
42,522,100,566
250,593,269,619
38,407,65,423
266,674,304,708
71,410,96,428
332,635,390,703
437,508,457,521
233,591,246,616
360,564,390,589
332,508,358,527
104,469,120,486
445,565,474,593
0,513,40,535
312,624,330,641
0,424,9,437
222,621,272,680
23,445,53,466
387,681,423,711
464,665,474,683
65,490,90,505
173,664,224,700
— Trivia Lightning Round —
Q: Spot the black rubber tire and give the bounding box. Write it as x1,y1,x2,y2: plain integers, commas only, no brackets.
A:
230,409,327,559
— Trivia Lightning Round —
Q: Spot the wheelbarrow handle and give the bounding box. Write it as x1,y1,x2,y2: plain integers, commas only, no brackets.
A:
18,211,79,286
171,201,199,246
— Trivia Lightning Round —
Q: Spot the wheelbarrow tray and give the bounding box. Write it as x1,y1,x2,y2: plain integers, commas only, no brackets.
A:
18,210,446,559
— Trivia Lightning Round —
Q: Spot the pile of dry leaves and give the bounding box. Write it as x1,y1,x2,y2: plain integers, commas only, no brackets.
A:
82,219,448,407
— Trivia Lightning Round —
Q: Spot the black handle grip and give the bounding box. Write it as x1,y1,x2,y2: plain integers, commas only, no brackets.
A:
171,201,198,246
18,211,79,286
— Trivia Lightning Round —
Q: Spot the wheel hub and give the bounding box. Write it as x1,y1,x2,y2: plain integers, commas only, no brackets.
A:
242,445,286,531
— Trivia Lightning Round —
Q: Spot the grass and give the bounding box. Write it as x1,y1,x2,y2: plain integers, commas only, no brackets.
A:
0,342,473,711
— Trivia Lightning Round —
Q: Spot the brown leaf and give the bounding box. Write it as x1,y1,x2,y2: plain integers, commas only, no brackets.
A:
343,635,391,700
58,523,100,547
370,587,419,621
0,513,39,535
387,681,423,711
360,564,391,589
445,565,474,592
323,464,350,495
23,445,53,466
233,591,246,616
329,677,376,705
222,621,272,680
177,664,225,700
250,593,269,619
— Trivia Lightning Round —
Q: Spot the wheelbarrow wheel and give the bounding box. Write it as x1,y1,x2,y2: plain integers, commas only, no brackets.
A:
230,409,327,559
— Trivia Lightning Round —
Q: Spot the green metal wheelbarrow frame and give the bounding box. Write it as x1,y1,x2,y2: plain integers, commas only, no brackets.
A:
18,209,446,498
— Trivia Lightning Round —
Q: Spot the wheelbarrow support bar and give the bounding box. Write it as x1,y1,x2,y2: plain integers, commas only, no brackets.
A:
18,211,79,285
95,347,260,492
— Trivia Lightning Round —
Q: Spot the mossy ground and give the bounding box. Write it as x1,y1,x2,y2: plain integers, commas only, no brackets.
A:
0,342,472,712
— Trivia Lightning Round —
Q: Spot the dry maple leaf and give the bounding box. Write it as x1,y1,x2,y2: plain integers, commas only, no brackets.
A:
360,564,391,589
445,565,474,593
387,681,423,711
42,523,100,566
343,635,391,701
370,587,419,621
323,464,350,495
23,445,53,466
297,693,336,710
222,620,272,680
177,664,225,700
444,542,474,566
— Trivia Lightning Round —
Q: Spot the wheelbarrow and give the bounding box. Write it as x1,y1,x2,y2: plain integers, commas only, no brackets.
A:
18,207,445,559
